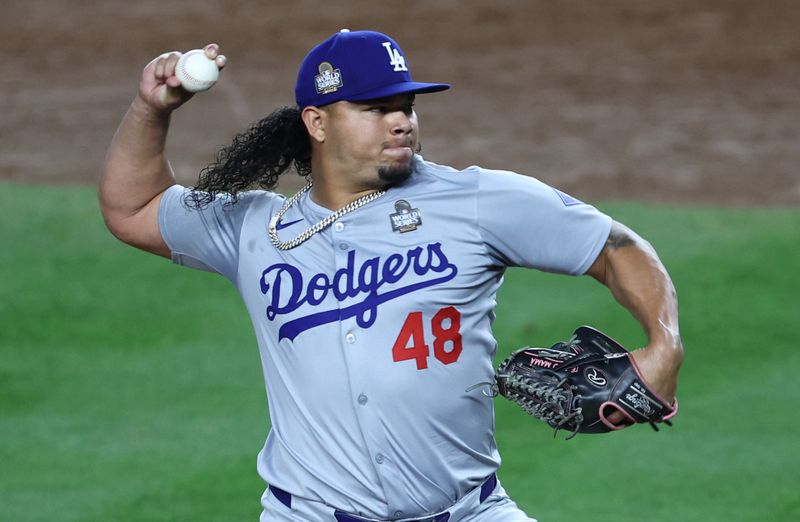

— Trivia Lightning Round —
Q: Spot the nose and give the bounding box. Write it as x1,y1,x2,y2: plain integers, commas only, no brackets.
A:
390,110,413,135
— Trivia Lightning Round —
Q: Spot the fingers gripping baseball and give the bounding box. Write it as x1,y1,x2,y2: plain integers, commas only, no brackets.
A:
138,43,226,112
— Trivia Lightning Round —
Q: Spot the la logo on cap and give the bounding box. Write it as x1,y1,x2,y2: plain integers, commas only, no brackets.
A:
381,42,408,72
315,62,343,95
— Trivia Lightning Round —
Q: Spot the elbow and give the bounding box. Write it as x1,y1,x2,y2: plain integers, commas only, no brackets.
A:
98,196,144,247
100,207,136,245
97,190,171,257
98,192,127,242
101,212,127,243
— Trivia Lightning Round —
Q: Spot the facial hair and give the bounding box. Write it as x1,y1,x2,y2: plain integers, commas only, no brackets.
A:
377,142,421,186
377,162,413,185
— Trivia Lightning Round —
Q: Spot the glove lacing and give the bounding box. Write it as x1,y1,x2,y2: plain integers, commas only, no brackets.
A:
466,371,586,439
502,373,584,439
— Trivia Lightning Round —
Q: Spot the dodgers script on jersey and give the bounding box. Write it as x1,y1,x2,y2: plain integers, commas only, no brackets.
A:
158,157,612,520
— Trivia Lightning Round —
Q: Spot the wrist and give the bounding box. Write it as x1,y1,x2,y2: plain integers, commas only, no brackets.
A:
646,334,684,369
131,95,173,125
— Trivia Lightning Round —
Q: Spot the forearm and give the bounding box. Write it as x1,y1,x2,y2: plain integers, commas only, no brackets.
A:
590,222,684,365
607,225,680,346
99,96,176,225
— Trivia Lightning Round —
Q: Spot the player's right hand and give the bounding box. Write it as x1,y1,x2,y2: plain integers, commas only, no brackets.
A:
137,43,226,113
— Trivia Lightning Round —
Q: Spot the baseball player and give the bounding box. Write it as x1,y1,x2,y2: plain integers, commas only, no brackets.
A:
99,30,683,521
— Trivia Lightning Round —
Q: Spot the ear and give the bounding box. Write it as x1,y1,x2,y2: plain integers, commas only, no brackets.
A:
301,106,326,143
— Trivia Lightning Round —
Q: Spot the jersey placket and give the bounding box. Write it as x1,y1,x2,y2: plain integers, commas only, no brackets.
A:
331,216,408,517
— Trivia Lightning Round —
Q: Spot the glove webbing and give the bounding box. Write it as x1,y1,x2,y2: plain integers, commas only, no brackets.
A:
502,373,584,439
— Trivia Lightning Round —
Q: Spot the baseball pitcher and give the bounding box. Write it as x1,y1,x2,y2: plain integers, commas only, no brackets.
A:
99,30,683,522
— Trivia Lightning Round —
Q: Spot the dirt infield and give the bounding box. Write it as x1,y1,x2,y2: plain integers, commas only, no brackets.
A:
3,0,799,206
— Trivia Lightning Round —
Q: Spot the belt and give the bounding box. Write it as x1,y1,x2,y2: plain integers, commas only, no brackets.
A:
268,473,498,522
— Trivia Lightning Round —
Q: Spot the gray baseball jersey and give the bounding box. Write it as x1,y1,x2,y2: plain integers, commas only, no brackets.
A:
158,156,612,520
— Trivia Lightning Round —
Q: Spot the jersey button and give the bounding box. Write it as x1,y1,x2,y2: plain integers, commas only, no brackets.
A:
357,393,368,405
375,453,384,464
345,333,356,344
333,222,345,232
393,511,404,518
339,242,350,250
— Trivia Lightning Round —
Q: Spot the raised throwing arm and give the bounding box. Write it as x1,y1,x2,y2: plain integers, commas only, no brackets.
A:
98,44,225,257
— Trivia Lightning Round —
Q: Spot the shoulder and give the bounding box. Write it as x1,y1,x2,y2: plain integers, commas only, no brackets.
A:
410,157,498,194
228,189,286,211
164,185,285,212
413,157,557,199
414,156,545,184
413,156,483,181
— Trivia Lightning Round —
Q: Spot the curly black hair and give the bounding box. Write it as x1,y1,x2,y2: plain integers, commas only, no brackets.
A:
185,106,311,208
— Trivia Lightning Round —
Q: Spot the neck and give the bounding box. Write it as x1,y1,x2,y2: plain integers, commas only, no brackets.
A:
308,176,385,211
308,155,387,211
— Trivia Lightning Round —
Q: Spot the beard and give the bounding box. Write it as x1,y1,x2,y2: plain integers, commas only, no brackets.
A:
377,161,413,186
377,142,421,187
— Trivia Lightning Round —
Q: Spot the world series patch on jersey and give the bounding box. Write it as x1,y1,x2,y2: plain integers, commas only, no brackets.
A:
389,199,422,232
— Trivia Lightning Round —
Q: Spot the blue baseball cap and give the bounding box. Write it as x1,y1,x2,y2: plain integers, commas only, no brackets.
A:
295,29,450,109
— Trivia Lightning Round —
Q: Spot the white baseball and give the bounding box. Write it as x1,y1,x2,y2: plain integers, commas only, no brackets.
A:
174,49,220,93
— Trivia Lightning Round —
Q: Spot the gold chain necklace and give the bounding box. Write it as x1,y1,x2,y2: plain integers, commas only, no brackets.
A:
268,180,387,250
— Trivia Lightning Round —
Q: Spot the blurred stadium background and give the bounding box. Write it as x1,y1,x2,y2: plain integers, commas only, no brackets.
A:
2,1,799,520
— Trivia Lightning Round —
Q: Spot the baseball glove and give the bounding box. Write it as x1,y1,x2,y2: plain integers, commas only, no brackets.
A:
477,326,677,438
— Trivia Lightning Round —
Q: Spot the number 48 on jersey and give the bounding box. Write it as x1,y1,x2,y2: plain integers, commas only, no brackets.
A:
392,306,462,370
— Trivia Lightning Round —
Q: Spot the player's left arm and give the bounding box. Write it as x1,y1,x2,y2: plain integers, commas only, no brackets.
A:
585,221,684,404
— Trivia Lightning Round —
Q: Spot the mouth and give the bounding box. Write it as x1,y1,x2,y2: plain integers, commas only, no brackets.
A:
382,142,414,161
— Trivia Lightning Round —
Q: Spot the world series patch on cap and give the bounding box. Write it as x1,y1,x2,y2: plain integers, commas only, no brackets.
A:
295,29,450,108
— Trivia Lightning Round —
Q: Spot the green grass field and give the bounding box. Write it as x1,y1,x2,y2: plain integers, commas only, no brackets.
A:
2,183,798,521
